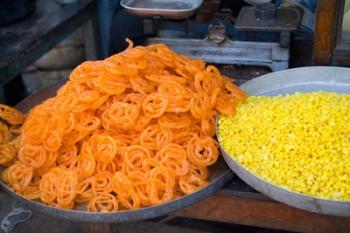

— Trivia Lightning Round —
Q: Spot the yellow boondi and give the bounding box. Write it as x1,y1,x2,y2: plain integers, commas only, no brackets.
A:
218,92,350,201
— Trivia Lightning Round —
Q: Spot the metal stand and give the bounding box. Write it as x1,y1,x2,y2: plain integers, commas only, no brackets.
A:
146,37,288,71
144,3,302,71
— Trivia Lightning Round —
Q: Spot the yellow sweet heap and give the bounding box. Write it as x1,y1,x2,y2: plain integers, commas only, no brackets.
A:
218,91,350,201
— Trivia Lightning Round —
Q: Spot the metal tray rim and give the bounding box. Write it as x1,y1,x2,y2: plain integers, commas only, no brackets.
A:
120,0,204,13
219,147,350,217
218,143,350,204
239,66,350,94
217,66,350,217
0,166,233,222
0,80,233,223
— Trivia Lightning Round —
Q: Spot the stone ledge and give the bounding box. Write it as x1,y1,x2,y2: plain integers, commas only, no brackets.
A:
34,46,85,70
22,70,71,93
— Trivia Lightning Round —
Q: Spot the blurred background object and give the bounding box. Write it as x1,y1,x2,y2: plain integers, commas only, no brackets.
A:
0,0,96,105
0,0,36,26
342,0,350,36
115,0,302,72
22,26,88,95
55,0,80,4
243,0,272,5
277,0,316,34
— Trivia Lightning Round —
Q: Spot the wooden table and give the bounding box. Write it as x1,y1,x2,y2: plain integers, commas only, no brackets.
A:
0,0,96,102
173,176,350,233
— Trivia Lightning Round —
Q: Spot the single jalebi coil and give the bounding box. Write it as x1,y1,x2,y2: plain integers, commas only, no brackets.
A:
1,39,246,212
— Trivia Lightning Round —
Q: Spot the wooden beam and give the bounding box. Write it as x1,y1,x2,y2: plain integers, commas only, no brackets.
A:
86,224,112,233
312,0,339,65
174,191,350,233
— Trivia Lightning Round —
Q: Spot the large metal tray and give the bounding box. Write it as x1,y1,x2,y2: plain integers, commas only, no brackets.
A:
0,80,233,223
219,66,350,217
120,0,204,20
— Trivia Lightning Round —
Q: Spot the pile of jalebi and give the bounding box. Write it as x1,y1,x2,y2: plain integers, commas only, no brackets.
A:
1,40,246,212
0,104,24,166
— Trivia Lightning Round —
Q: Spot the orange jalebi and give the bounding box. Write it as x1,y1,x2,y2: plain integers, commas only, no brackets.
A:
91,171,113,194
187,136,219,167
142,93,168,118
0,122,11,144
88,134,117,163
156,143,188,176
112,172,140,209
1,39,246,212
6,161,33,192
0,104,24,125
140,124,173,150
0,142,17,165
87,192,118,212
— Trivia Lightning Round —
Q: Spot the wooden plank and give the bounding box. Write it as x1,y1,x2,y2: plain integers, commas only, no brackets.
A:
312,0,338,65
332,41,350,66
174,191,350,233
113,221,209,233
85,224,112,233
332,54,350,66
